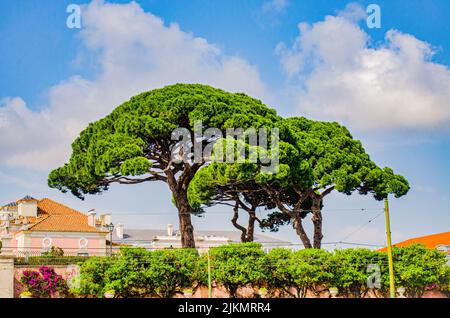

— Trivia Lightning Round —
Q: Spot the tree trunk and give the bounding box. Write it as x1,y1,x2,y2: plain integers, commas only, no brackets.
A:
311,198,323,249
246,211,257,242
231,204,249,242
174,190,196,248
293,213,312,248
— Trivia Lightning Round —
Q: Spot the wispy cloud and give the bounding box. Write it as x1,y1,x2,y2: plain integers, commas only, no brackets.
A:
261,0,290,13
256,0,290,28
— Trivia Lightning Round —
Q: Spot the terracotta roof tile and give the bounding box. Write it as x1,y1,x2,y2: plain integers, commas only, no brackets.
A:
24,198,107,233
379,231,450,252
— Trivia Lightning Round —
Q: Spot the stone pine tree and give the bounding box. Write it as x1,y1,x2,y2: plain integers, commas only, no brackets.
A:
188,166,275,243
187,136,297,243
281,117,410,248
188,117,410,248
48,84,281,248
188,135,314,246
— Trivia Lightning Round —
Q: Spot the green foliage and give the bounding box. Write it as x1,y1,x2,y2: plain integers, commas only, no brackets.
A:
42,246,65,257
265,247,293,296
289,249,334,297
74,256,111,297
187,137,312,210
259,212,293,232
140,248,201,298
285,116,409,199
188,115,410,244
266,248,333,297
190,115,410,210
101,248,148,298
74,247,202,298
389,244,450,297
71,245,448,298
208,243,268,297
48,84,281,199
14,256,89,266
330,248,387,297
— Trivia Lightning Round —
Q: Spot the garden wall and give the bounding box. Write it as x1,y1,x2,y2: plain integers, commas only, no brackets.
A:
11,243,450,298
0,256,14,298
187,285,448,298
12,265,449,298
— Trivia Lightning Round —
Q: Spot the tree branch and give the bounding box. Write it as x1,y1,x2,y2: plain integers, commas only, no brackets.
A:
320,185,335,198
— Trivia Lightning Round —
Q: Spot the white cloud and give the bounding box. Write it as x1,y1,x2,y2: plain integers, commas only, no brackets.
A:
262,0,290,13
0,0,268,171
277,4,450,130
0,97,68,169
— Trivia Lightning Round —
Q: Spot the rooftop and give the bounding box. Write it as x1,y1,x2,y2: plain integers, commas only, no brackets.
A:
379,231,450,252
3,202,18,208
113,228,291,245
1,196,106,234
17,195,38,203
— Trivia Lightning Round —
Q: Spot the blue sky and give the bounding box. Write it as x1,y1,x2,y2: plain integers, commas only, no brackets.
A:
1,0,449,248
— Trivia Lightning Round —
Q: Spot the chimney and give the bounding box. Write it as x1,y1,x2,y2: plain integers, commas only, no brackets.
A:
87,209,96,227
100,213,111,227
167,224,174,236
17,196,38,217
21,218,29,230
116,223,124,239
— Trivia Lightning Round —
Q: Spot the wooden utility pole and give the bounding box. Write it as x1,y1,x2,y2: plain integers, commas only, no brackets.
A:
384,197,396,298
207,249,212,298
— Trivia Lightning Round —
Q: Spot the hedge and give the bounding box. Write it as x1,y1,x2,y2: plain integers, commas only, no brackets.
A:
15,256,90,266
71,243,449,298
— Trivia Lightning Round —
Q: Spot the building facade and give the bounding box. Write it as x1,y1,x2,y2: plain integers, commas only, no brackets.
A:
0,196,108,257
112,223,293,252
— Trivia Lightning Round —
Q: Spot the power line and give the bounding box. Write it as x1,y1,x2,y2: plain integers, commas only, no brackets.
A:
338,212,385,243
13,241,385,252
109,208,383,216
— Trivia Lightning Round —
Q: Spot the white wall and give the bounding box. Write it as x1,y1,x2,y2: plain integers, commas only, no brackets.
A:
0,257,14,298
18,201,37,217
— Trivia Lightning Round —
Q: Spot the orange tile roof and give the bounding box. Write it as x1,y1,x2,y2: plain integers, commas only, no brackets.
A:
379,231,450,252
24,198,107,233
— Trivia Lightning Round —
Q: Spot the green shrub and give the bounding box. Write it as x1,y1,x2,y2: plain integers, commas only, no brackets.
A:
42,246,65,257
330,248,386,297
266,248,334,297
70,244,449,298
140,248,200,298
15,256,89,266
74,256,112,297
74,247,202,298
265,248,293,296
209,243,267,297
390,243,449,297
101,247,147,297
289,249,334,297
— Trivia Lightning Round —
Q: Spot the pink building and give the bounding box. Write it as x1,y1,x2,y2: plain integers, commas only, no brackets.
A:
0,196,108,256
